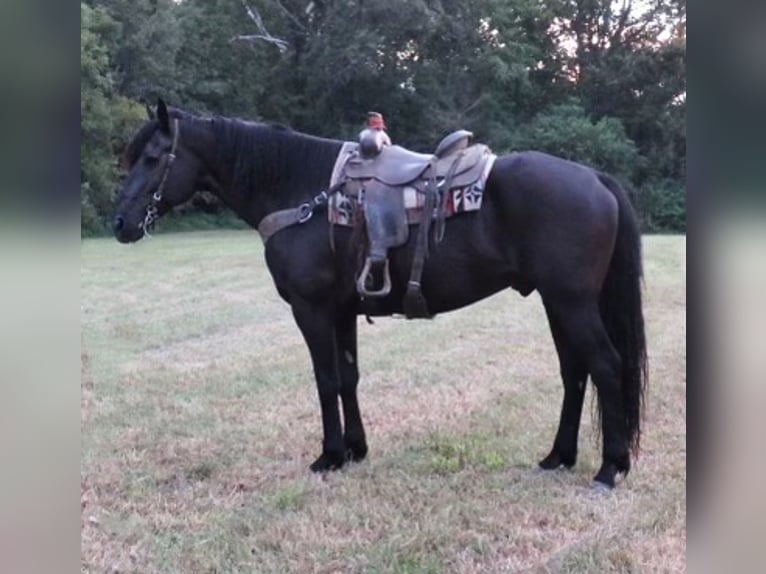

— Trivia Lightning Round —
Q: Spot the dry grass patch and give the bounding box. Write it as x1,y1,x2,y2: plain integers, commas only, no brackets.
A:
82,231,685,573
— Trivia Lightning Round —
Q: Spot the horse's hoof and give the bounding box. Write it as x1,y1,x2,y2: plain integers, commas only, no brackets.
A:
346,443,368,463
309,452,345,472
538,452,561,470
538,450,576,470
593,456,629,488
591,480,614,492
592,464,618,489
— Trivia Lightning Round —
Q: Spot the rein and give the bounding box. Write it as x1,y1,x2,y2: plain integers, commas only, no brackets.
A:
142,118,180,238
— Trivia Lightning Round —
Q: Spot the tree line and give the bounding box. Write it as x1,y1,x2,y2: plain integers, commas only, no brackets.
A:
81,0,686,234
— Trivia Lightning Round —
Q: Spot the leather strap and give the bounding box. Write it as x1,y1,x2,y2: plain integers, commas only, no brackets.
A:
403,164,438,319
256,186,338,243
257,206,309,243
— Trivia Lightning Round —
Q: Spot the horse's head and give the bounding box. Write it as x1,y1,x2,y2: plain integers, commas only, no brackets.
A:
112,99,204,243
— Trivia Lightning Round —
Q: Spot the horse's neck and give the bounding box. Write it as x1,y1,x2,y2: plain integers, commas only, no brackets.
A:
194,120,342,228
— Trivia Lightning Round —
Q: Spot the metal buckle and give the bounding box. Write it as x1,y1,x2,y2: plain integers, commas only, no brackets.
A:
313,190,328,205
297,203,313,223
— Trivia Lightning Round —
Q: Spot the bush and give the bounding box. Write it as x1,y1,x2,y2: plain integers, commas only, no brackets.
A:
81,96,147,236
111,96,149,155
81,183,104,237
515,101,640,184
638,180,686,233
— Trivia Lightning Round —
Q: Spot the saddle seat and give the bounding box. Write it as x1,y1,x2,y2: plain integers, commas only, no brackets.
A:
343,129,475,186
344,145,433,186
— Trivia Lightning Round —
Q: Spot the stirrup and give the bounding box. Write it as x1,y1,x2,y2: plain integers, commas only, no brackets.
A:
356,257,392,297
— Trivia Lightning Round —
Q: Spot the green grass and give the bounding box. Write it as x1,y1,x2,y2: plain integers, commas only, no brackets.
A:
82,231,686,573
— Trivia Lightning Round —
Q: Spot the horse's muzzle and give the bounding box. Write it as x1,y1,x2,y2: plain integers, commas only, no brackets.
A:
113,215,144,243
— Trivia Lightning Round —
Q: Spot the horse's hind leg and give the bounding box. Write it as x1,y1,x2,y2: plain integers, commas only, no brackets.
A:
335,309,368,462
539,302,588,470
545,297,629,488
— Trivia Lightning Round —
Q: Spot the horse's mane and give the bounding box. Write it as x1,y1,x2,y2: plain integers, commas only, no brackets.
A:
123,108,342,202
207,115,342,202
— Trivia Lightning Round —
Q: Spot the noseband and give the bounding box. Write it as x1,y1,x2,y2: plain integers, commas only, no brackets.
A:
142,118,180,237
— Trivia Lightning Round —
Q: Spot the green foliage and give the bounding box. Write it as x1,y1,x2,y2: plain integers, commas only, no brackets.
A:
80,0,686,234
638,180,686,233
81,3,149,235
547,0,687,185
270,482,306,511
81,183,101,237
426,434,507,474
81,2,118,234
516,102,640,182
110,96,149,153
91,0,183,101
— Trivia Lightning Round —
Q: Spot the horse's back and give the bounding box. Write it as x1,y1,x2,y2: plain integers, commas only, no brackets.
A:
491,151,618,221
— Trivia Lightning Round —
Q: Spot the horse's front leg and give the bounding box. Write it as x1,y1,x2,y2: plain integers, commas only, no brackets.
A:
291,299,346,471
336,308,367,462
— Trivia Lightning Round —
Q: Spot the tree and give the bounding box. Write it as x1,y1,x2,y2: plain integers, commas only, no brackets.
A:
549,0,686,183
88,0,183,103
81,3,119,232
80,0,686,233
81,2,147,234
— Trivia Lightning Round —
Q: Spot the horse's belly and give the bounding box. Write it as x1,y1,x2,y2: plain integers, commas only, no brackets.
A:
358,247,524,317
422,266,526,314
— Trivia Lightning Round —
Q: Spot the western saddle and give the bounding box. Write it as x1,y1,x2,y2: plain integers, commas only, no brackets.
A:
330,129,496,318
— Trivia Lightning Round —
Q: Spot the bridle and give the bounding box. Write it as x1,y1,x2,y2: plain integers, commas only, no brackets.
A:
142,118,180,237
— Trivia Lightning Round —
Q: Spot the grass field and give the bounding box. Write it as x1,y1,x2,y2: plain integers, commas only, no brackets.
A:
81,231,686,574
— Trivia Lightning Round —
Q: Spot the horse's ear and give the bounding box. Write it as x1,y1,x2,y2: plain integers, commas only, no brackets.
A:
145,102,155,120
157,98,170,134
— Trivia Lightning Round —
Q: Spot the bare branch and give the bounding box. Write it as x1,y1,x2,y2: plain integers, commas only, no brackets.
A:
611,0,633,45
230,34,289,52
461,93,489,117
235,0,290,52
270,0,307,32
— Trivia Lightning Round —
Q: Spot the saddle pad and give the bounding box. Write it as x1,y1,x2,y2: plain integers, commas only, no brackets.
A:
328,153,496,227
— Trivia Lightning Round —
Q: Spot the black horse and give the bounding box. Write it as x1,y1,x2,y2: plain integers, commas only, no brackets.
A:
113,100,647,489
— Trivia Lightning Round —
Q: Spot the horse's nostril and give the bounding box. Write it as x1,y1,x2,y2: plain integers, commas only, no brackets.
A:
113,216,124,233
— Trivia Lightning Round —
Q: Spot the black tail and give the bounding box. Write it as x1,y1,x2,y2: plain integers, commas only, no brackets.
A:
597,172,648,455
